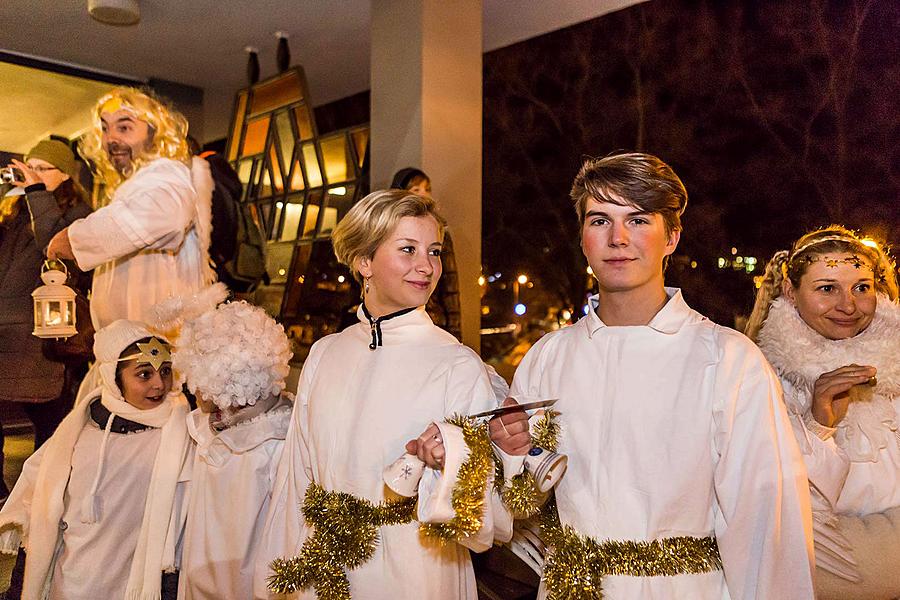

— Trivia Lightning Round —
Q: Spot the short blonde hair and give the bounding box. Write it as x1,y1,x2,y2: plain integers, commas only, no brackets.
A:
332,189,446,283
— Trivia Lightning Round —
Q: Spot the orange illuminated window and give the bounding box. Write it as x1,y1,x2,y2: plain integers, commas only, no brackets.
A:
320,135,352,184
350,129,369,169
227,92,248,161
294,105,314,140
249,71,303,116
241,117,269,157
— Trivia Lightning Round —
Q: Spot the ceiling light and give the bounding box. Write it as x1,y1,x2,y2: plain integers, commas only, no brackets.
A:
89,0,140,26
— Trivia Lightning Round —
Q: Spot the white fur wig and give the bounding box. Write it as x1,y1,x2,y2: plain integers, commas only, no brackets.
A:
173,301,293,410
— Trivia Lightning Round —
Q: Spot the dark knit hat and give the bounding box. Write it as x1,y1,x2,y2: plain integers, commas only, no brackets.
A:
25,140,77,179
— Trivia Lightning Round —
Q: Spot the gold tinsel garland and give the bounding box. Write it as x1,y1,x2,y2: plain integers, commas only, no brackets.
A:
419,415,494,542
539,499,723,600
267,483,416,599
496,410,561,519
531,409,560,452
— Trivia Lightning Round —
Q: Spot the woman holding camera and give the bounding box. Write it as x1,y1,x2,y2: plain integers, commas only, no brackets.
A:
0,139,92,502
746,225,900,599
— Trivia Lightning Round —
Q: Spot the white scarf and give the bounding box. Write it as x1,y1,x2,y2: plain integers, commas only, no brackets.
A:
758,295,900,462
0,387,189,600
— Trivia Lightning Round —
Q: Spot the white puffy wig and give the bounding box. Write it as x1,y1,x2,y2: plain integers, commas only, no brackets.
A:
173,301,293,410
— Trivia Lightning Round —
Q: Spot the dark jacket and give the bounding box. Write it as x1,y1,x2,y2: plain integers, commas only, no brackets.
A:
0,185,91,401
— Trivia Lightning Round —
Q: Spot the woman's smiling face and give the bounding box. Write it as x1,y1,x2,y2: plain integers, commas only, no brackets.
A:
784,252,877,340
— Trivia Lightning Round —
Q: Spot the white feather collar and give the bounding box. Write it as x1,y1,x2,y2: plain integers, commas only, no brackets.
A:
758,295,900,462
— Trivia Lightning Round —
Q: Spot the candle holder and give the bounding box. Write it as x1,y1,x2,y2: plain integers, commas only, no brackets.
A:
32,260,77,339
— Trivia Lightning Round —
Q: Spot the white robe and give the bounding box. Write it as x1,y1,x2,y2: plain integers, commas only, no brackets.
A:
51,423,163,599
0,400,190,599
757,296,900,598
68,157,214,330
180,404,291,600
254,307,508,599
508,289,815,600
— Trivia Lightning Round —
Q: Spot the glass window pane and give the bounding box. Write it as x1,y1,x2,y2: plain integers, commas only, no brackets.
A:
279,200,304,242
228,92,248,162
301,191,324,238
320,135,352,184
236,159,254,188
288,157,305,191
351,128,369,169
274,111,295,173
252,203,274,240
294,105,314,140
241,116,269,157
249,71,303,116
301,143,323,188
269,145,284,194
320,185,356,237
266,242,295,283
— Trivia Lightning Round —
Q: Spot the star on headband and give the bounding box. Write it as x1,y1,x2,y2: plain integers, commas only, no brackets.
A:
118,337,172,370
803,254,872,270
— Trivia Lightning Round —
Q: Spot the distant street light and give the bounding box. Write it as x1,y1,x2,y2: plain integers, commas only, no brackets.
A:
514,303,527,316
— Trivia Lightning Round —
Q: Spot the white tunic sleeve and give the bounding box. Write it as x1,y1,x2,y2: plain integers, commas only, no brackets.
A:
711,335,815,599
0,443,48,553
780,378,850,510
68,163,195,271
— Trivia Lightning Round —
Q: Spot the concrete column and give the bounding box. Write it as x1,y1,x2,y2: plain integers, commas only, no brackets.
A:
371,0,483,351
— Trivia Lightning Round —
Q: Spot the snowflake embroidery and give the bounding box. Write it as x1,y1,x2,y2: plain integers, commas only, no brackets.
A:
401,465,413,479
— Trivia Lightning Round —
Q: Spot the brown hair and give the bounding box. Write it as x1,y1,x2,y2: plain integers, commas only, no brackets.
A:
570,152,688,236
53,177,88,212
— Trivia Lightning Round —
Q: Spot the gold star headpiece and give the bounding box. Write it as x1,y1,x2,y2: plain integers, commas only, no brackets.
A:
118,337,172,370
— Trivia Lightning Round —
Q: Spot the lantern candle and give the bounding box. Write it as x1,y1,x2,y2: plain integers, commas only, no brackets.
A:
32,261,77,339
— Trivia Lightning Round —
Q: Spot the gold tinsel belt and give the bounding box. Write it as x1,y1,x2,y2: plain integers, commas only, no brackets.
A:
267,482,417,598
267,416,494,600
540,501,722,599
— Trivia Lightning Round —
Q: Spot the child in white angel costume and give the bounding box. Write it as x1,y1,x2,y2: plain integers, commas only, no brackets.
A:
173,289,294,600
0,320,191,600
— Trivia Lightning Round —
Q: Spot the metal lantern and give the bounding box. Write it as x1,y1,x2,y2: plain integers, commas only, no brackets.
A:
32,261,77,339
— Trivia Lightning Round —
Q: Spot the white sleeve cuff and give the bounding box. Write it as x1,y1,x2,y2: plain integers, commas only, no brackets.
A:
804,411,838,441
417,422,467,524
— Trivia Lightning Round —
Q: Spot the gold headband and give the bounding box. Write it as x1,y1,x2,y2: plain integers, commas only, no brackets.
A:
117,337,171,370
790,234,864,259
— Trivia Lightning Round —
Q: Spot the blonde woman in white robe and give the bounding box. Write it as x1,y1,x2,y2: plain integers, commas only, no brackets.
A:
254,190,509,599
0,320,191,600
747,225,900,600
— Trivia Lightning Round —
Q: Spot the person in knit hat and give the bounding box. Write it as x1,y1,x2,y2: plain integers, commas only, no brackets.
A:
0,319,191,600
0,139,91,502
173,289,294,600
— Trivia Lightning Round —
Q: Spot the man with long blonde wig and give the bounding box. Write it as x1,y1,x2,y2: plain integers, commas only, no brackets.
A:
46,87,215,331
80,87,192,195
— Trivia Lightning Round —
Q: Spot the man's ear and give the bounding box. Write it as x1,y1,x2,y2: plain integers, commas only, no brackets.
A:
664,229,681,256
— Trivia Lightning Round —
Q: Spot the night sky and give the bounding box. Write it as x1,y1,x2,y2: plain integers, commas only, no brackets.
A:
482,0,899,326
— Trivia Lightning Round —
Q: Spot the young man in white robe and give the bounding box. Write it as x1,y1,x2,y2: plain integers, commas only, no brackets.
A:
490,153,816,599
45,87,215,331
174,293,294,600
